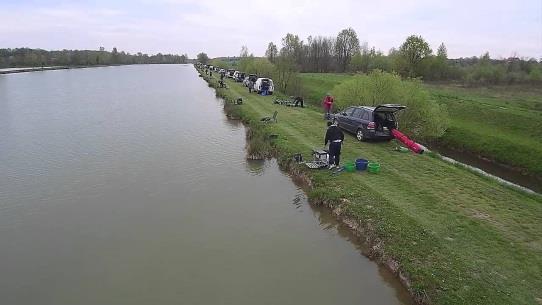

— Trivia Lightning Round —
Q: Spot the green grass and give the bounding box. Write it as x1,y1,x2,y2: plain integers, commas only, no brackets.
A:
298,73,542,177
299,73,354,105
201,70,542,305
427,84,542,176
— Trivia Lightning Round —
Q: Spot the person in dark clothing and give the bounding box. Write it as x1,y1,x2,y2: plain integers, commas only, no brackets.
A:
261,79,270,95
248,75,257,93
324,120,344,169
294,96,304,107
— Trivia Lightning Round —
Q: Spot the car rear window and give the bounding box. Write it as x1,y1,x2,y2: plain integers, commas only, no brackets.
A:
352,108,363,118
344,107,355,116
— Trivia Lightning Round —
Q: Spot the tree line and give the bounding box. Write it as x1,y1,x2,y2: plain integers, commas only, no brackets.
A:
0,48,189,68
265,29,541,85
203,28,541,86
198,30,539,141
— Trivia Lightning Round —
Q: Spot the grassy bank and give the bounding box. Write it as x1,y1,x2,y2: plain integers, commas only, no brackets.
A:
427,84,542,176
298,73,542,178
198,68,542,305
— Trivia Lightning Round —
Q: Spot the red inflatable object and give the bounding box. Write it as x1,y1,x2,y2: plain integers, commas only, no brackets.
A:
391,129,424,154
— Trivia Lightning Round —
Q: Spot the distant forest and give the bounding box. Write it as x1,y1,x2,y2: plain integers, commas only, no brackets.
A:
0,48,190,68
205,29,542,86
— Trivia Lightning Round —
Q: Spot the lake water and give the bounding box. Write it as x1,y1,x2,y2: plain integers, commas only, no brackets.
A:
0,65,411,305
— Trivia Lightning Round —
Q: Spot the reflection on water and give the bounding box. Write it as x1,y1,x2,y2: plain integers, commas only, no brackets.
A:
0,65,412,305
291,192,305,210
245,159,267,176
287,173,413,304
224,116,243,128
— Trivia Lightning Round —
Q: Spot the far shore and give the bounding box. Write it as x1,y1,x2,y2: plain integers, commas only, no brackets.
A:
0,63,188,75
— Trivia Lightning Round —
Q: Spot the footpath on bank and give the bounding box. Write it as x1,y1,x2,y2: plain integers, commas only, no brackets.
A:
198,68,542,305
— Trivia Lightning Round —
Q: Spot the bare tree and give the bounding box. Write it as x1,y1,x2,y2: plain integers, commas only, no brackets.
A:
280,33,305,69
437,43,448,59
334,28,360,72
265,42,278,63
306,36,335,72
274,55,298,93
240,46,249,58
320,37,335,72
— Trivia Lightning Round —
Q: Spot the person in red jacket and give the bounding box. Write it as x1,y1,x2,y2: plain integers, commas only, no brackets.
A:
322,93,334,119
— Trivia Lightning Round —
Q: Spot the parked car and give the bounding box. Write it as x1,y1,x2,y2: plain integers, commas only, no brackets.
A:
219,69,226,74
253,78,274,94
227,69,236,78
334,104,406,141
234,72,246,82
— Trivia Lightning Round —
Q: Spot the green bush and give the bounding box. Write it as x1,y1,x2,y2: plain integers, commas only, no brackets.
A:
333,70,449,140
241,58,275,78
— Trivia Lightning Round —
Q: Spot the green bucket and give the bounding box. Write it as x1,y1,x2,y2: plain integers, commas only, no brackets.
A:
344,162,356,173
367,162,381,174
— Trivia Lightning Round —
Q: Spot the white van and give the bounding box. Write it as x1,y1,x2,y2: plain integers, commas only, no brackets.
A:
253,78,274,95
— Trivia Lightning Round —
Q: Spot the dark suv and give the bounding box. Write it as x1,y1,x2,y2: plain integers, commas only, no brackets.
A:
334,104,406,141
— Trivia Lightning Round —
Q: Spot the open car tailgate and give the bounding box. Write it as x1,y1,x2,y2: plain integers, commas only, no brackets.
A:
374,104,406,113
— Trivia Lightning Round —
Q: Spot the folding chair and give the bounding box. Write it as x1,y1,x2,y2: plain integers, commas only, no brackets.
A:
260,110,278,123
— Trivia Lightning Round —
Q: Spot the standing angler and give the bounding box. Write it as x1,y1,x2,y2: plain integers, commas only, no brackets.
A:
322,93,334,119
324,120,344,169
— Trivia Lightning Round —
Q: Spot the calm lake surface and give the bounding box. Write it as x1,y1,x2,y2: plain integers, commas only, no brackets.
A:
0,65,411,305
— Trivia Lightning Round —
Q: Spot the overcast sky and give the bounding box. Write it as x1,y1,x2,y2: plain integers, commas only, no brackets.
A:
1,0,541,59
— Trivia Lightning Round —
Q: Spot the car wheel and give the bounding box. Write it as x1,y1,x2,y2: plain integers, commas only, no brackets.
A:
356,129,365,141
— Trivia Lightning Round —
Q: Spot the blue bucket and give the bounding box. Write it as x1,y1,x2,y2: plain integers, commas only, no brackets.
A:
355,159,369,171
